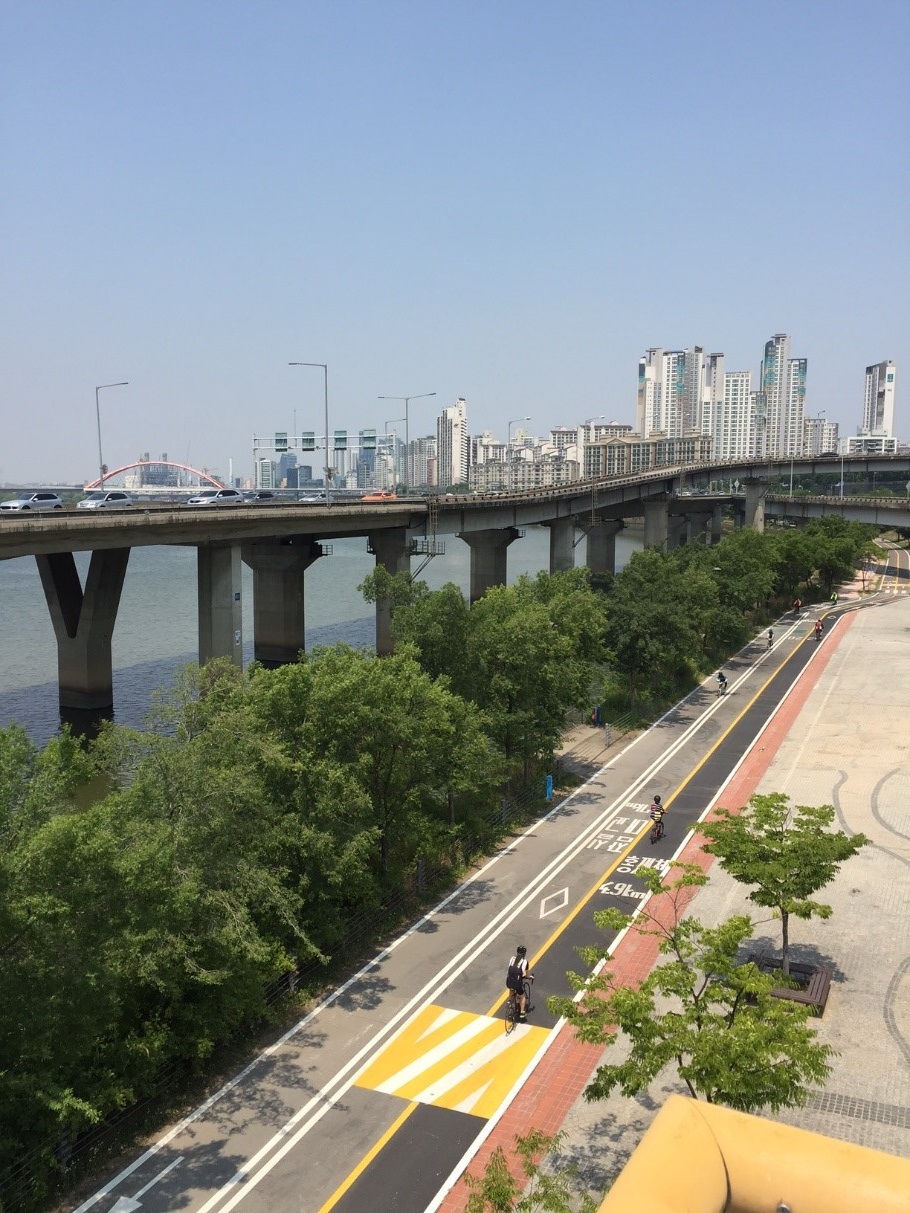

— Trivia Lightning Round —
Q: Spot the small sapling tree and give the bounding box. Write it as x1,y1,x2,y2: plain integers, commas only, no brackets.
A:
549,865,834,1113
698,792,868,976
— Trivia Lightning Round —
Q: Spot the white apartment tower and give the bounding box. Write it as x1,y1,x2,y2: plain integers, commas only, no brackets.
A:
863,360,897,437
760,333,807,457
436,397,469,489
637,347,706,438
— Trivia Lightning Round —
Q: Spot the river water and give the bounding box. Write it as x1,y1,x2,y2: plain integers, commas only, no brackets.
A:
0,527,638,746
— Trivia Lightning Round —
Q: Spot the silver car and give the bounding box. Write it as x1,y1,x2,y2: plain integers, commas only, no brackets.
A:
0,491,65,512
185,488,244,506
77,490,133,509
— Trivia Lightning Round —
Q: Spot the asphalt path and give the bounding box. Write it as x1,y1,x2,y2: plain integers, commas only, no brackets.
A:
72,595,878,1213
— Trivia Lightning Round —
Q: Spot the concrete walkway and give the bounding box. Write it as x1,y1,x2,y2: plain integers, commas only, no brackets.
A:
444,579,910,1206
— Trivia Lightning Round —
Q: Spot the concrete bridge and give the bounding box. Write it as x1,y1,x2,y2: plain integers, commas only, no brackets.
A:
2,454,907,714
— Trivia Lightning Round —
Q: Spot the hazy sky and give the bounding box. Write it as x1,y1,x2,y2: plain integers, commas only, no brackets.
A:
3,0,908,485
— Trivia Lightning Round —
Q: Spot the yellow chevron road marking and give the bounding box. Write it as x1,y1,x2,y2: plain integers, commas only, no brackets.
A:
354,1004,548,1119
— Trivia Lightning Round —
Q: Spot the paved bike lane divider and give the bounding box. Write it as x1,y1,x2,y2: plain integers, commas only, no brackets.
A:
434,609,861,1212
318,828,668,1213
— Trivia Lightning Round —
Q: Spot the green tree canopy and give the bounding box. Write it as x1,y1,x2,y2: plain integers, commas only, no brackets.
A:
549,865,835,1112
698,792,868,976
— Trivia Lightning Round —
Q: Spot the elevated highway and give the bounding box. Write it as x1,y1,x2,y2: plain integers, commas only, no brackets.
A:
1,454,907,717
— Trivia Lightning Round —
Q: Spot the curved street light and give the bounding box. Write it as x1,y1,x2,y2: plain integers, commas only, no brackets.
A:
95,382,129,488
377,392,436,495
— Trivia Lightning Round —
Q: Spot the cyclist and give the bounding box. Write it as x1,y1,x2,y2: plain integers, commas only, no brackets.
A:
793,597,802,615
767,628,774,650
649,795,665,842
814,619,824,642
506,946,533,1022
716,671,728,696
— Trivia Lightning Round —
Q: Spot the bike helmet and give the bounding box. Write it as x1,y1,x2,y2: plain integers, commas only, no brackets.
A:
516,945,527,958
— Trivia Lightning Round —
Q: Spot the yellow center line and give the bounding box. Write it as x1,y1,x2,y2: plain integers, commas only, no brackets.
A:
319,651,800,1209
317,1101,419,1213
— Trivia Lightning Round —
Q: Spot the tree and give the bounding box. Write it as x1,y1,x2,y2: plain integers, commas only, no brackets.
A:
464,1129,598,1213
549,866,834,1113
698,792,868,976
604,549,702,703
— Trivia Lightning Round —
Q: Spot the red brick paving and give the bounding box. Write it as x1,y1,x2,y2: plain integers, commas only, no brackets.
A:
438,610,859,1211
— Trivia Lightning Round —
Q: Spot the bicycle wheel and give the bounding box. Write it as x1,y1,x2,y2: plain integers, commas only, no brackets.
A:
523,978,534,1014
504,994,517,1035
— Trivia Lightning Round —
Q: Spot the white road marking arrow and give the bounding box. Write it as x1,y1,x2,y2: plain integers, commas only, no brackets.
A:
109,1157,184,1212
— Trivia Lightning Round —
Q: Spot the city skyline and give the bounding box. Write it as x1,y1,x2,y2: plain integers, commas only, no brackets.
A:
3,3,907,483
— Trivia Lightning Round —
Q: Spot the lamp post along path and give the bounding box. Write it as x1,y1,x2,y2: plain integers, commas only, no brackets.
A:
94,381,129,487
378,392,436,495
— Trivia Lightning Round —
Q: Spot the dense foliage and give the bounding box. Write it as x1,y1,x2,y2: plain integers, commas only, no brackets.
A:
1,518,875,1201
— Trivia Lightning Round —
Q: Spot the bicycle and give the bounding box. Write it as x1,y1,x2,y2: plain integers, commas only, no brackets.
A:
505,976,534,1034
649,815,665,844
716,677,728,697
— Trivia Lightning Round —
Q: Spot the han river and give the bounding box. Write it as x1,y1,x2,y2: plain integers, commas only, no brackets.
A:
0,526,638,747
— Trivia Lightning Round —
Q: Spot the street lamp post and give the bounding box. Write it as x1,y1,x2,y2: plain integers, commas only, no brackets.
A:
377,392,436,496
507,416,531,491
94,381,129,487
384,417,406,490
289,362,329,503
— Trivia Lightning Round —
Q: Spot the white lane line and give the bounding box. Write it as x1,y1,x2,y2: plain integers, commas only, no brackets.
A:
77,632,785,1213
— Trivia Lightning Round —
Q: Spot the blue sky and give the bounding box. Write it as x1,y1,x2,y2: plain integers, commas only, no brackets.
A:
2,0,908,484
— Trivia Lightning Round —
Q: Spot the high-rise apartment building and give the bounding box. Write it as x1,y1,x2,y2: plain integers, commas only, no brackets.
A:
760,333,807,457
863,360,897,437
637,347,705,439
436,398,469,489
803,416,839,456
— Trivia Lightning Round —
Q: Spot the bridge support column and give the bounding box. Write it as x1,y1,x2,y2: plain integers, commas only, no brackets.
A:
458,527,520,603
198,544,243,667
583,519,623,576
744,480,767,532
545,517,575,573
36,548,131,711
241,539,322,666
685,513,712,546
711,504,724,545
369,528,411,656
645,499,674,553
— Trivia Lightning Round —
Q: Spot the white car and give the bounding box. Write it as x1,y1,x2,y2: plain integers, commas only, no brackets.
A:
185,488,244,506
77,490,133,509
0,491,65,512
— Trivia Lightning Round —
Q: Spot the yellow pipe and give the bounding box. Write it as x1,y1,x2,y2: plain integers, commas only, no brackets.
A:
598,1094,910,1213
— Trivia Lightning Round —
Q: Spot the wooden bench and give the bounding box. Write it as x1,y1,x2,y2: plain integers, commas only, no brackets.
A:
748,953,833,1017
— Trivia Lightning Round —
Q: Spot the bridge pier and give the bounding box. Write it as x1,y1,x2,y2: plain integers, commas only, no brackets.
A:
744,480,767,532
198,544,243,667
369,528,411,655
458,527,520,602
711,504,724,545
545,517,575,573
583,519,623,576
242,539,323,666
36,548,131,711
644,499,685,551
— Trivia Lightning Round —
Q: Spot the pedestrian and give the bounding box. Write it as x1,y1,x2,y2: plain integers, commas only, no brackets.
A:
767,628,774,650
